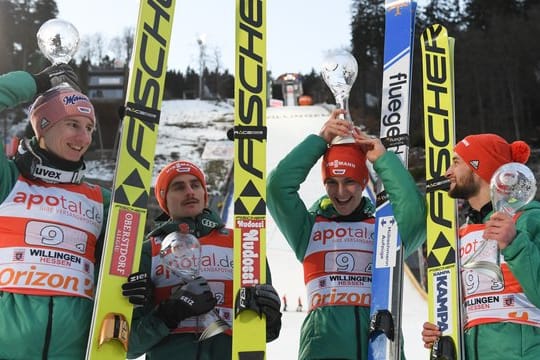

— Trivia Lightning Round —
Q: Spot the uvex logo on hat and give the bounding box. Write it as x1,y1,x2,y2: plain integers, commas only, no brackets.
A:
469,160,480,170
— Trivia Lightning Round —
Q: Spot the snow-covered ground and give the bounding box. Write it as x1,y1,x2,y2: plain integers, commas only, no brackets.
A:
84,100,428,359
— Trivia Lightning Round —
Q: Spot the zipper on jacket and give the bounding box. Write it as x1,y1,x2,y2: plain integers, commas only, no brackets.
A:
41,297,53,360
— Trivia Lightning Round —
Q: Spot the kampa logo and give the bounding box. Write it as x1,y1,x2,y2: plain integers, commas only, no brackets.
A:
434,271,450,331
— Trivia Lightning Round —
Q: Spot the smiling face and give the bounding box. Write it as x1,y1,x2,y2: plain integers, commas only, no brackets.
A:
165,173,207,220
324,176,364,216
39,116,95,162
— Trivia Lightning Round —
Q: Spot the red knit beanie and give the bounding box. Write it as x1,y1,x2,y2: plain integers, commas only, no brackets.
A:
321,143,369,187
454,133,530,183
30,86,95,138
154,160,208,214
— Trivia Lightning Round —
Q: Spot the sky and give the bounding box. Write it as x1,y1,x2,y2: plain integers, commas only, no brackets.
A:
55,0,354,76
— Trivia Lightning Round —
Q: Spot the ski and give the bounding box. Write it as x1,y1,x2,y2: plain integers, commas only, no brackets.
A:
421,24,463,360
232,0,267,359
368,1,416,360
85,1,176,359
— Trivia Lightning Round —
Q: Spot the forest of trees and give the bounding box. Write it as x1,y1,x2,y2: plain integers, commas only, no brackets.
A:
349,0,540,146
2,0,540,146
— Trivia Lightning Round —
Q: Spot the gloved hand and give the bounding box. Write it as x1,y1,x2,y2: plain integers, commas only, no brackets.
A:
121,272,154,307
235,284,282,342
254,284,282,342
32,63,80,93
155,276,217,329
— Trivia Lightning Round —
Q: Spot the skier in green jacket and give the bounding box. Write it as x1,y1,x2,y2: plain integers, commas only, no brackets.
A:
0,65,111,359
422,134,540,360
123,160,282,359
267,109,426,360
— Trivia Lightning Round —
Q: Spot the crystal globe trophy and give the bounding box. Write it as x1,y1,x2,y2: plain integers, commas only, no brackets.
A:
37,18,80,65
462,162,537,282
490,163,536,216
321,50,358,144
160,228,230,340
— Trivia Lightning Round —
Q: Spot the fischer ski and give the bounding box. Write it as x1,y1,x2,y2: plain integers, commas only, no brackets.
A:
85,1,176,359
368,1,416,359
421,24,463,360
232,0,267,359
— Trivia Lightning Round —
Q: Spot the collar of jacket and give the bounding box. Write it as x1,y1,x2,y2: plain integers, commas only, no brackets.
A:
13,137,86,184
148,208,226,238
465,202,493,224
313,196,375,221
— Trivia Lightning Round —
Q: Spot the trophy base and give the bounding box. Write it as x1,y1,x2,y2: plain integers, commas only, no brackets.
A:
331,135,355,145
198,319,230,341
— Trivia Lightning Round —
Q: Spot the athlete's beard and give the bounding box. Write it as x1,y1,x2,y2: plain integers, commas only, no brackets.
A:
448,171,480,200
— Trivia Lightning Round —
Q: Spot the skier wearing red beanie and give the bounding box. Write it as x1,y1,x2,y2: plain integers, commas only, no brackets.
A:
267,109,426,359
123,160,282,359
423,133,540,360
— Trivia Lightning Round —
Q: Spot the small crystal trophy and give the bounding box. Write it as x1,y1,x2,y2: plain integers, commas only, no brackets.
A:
37,18,80,65
321,50,358,144
462,162,537,282
160,227,230,340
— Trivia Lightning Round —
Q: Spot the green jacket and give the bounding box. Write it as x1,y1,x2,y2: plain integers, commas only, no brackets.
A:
464,202,540,360
0,70,111,359
127,210,274,360
267,134,426,360
0,70,36,110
